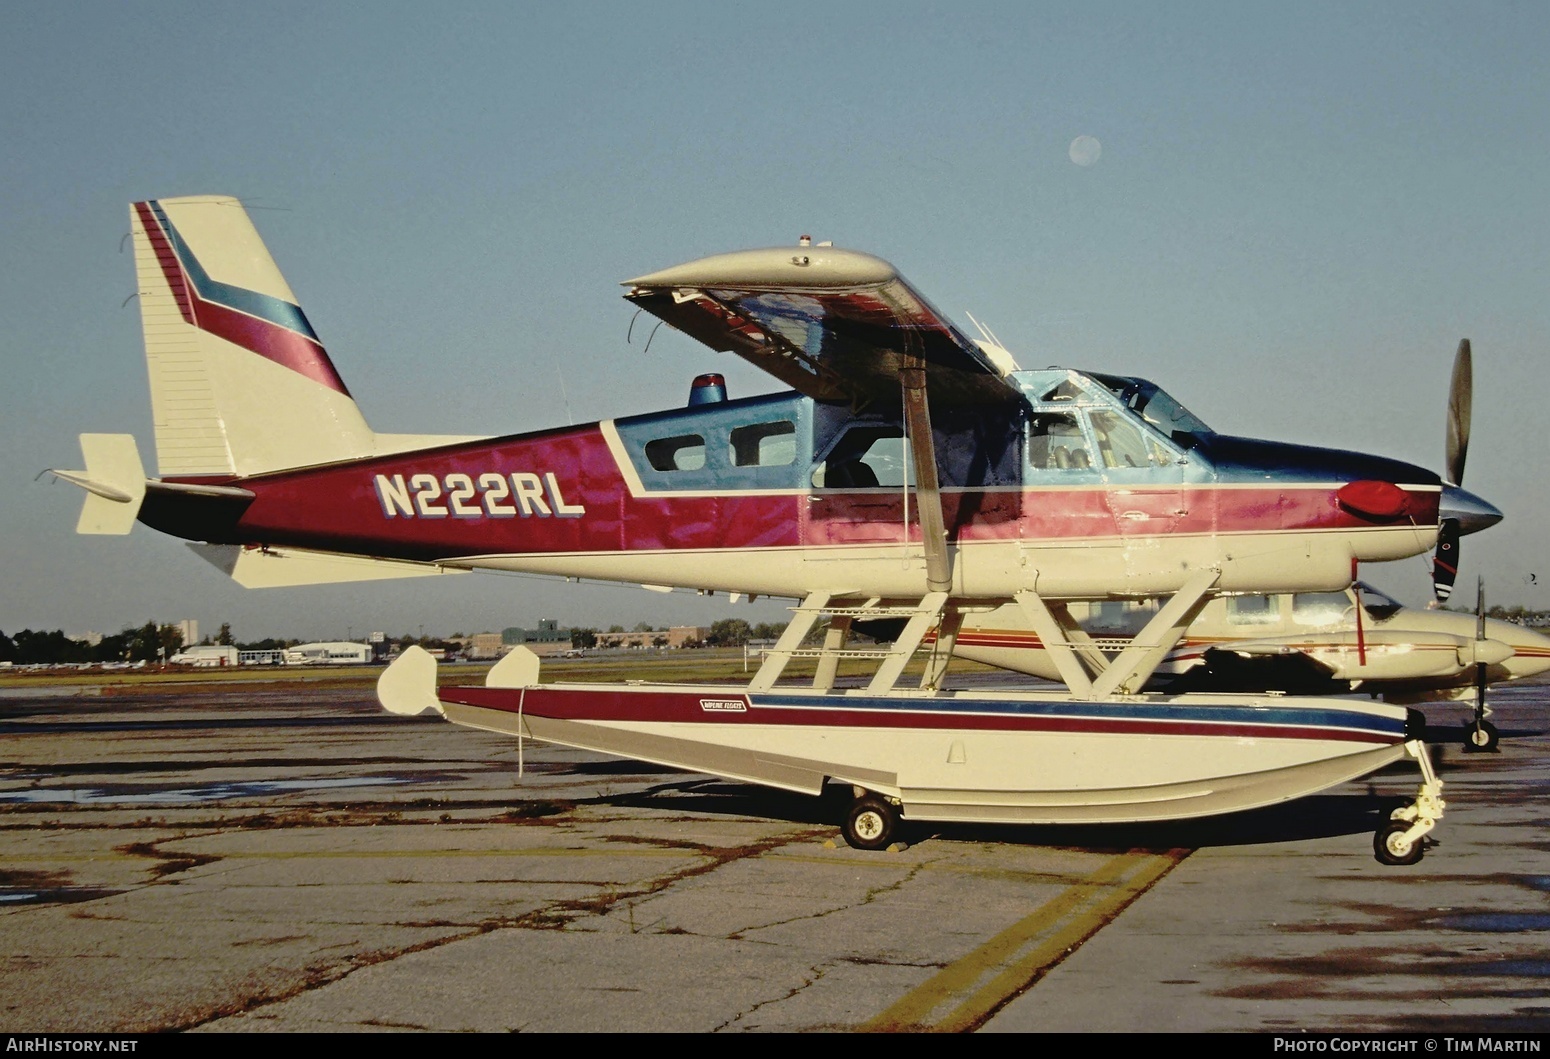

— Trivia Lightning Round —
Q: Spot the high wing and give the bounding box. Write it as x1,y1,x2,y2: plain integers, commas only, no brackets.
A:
624,246,1021,408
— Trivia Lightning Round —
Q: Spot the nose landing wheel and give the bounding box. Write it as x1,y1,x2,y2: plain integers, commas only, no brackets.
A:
842,793,901,851
1464,718,1499,753
1374,740,1445,865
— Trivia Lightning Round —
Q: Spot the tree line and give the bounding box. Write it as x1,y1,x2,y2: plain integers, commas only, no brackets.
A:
0,621,307,665
1,623,188,665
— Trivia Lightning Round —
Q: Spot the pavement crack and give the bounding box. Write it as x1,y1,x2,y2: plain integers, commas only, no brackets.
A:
179,826,831,1029
541,826,834,930
715,962,831,1032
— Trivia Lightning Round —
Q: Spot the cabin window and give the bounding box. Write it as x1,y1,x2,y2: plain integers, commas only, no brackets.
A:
1028,413,1091,470
1039,379,1088,403
1090,411,1163,469
644,434,706,472
1088,600,1132,634
730,420,796,467
1226,594,1279,625
814,425,913,488
1292,592,1351,627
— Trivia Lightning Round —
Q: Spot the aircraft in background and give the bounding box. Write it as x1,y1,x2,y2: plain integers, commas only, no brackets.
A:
943,581,1547,752
51,196,1507,864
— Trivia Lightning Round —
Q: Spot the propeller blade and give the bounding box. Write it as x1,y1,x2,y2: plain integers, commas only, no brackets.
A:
1445,338,1472,486
1433,518,1461,601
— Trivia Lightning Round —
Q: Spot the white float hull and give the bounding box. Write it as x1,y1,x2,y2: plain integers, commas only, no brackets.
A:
434,682,1415,826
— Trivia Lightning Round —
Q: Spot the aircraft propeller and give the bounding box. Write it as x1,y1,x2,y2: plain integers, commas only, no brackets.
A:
1433,340,1488,602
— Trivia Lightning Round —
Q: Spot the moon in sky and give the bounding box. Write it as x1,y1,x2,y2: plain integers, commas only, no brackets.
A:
1069,135,1101,167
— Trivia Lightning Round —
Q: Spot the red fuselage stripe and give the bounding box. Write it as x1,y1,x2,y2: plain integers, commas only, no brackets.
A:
194,424,1440,562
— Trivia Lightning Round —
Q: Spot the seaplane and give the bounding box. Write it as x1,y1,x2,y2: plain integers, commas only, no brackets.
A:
50,196,1508,865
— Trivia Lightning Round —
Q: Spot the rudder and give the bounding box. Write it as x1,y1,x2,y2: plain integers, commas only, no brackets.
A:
130,196,376,477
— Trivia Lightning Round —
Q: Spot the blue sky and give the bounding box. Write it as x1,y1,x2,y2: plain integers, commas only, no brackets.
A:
3,2,1547,640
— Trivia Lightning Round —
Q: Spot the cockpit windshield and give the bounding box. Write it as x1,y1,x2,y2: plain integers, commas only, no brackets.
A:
1355,582,1405,621
1089,373,1214,448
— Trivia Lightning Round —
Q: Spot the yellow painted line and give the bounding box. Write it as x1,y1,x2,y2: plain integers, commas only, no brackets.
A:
860,847,1189,1033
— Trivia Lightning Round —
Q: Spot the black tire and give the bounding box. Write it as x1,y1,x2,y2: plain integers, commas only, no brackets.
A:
1464,719,1499,753
842,795,899,851
1373,819,1425,866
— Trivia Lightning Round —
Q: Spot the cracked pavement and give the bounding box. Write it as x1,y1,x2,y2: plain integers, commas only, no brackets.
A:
3,679,1545,1032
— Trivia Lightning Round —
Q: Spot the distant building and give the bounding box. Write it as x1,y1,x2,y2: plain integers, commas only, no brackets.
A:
503,618,574,656
595,626,707,650
176,619,199,647
169,645,239,667
468,632,506,659
284,642,371,665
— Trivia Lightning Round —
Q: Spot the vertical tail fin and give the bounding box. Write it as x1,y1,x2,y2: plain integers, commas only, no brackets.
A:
130,196,376,477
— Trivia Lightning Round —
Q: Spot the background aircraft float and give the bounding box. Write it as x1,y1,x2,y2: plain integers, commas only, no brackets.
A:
52,197,1508,864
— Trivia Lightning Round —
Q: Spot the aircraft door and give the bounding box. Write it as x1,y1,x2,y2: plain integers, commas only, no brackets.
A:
804,423,913,551
1092,409,1191,540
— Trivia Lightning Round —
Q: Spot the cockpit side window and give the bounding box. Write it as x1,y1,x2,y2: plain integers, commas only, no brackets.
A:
1090,410,1166,469
1028,412,1092,470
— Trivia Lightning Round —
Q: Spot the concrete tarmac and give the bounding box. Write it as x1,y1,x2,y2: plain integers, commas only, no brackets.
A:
0,675,1544,1033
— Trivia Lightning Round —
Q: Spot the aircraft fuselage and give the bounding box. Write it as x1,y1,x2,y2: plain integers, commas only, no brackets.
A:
138,369,1450,602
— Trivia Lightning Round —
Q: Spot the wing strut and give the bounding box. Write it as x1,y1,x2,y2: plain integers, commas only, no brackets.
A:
748,592,952,695
1090,569,1220,697
1014,591,1097,697
901,356,951,593
1014,568,1221,699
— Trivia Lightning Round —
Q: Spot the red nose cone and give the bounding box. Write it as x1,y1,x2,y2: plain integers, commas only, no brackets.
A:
1337,480,1410,520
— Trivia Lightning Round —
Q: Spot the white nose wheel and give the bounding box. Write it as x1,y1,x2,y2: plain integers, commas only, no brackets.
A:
843,792,902,851
1375,740,1445,865
1464,718,1499,753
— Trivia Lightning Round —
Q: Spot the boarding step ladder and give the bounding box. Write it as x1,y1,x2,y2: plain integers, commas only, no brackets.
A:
748,590,961,694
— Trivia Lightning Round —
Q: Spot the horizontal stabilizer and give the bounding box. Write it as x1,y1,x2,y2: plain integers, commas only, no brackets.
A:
486,646,541,689
188,543,468,588
377,646,444,716
372,433,487,456
51,434,147,535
